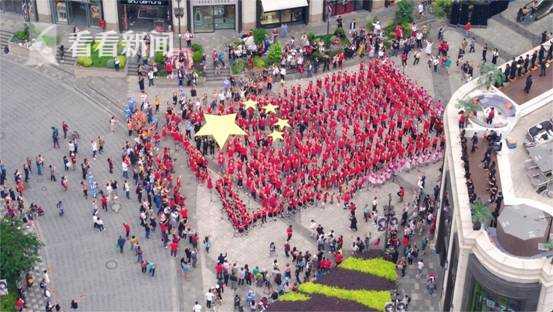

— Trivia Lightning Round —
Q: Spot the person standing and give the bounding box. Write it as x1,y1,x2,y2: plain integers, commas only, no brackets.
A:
482,43,488,62
205,289,214,309
107,158,114,174
491,48,499,65
56,200,64,216
524,74,533,94
62,121,69,139
124,180,130,199
148,69,154,87
286,225,293,241
117,235,126,253
49,165,56,182
539,59,547,77
51,127,60,148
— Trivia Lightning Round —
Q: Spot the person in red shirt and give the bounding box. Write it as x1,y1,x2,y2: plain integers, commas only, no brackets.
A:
122,222,131,238
334,250,344,265
15,297,25,312
286,225,293,241
464,21,472,36
169,241,178,257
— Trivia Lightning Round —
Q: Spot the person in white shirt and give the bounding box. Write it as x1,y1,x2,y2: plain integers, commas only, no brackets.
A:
148,70,155,87
418,3,424,15
192,301,202,312
205,290,214,309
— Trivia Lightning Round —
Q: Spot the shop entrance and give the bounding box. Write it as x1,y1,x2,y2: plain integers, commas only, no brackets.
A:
118,2,172,32
68,1,88,26
192,4,236,33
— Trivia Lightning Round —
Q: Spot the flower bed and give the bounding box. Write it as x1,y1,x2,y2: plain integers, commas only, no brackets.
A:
298,282,391,312
338,257,398,282
270,293,373,311
278,292,311,302
318,267,396,291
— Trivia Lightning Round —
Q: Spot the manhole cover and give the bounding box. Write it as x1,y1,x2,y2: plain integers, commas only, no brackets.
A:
41,186,47,191
105,259,118,270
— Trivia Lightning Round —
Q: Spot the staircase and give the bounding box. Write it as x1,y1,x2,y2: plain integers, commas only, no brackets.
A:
203,66,228,82
56,49,76,66
0,29,13,47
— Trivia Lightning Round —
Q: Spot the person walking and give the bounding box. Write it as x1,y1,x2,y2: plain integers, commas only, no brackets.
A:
286,225,293,241
107,158,114,174
524,74,533,94
49,165,56,182
117,235,126,253
56,200,64,216
147,260,156,277
51,127,60,148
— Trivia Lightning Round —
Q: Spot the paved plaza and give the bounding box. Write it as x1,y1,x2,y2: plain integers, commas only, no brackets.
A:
0,2,551,312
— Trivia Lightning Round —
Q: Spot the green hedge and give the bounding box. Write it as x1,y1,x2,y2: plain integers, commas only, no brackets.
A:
433,0,453,18
253,56,267,68
231,59,246,75
76,42,126,69
279,292,311,302
191,43,203,53
338,257,398,281
0,291,16,312
299,282,391,311
192,50,203,64
267,41,282,65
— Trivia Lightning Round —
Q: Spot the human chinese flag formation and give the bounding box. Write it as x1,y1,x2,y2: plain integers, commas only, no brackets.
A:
166,59,445,232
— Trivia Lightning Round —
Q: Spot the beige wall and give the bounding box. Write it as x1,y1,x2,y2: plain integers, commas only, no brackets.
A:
102,0,118,31
171,0,188,34
35,0,51,23
241,0,256,31
309,0,323,23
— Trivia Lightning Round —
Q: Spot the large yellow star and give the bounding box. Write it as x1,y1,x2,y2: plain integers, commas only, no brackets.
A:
269,130,284,141
263,103,279,114
195,114,246,148
243,99,257,110
274,118,290,130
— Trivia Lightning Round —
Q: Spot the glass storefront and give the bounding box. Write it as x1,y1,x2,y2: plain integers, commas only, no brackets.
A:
259,8,306,27
51,0,102,27
192,4,236,33
328,0,368,16
469,282,522,312
1,0,37,21
118,0,172,32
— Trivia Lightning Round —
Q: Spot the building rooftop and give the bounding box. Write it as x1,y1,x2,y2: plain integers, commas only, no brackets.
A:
503,102,553,208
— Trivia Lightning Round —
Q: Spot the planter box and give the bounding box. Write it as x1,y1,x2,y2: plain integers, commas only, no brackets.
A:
75,66,126,78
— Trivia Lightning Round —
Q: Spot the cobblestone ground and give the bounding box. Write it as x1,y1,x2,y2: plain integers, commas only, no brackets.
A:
1,4,551,312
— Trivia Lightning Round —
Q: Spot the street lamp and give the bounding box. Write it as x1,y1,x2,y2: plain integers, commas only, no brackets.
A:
326,4,332,35
383,193,393,249
175,0,185,49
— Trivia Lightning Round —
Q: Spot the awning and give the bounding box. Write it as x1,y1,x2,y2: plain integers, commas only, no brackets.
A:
261,0,308,12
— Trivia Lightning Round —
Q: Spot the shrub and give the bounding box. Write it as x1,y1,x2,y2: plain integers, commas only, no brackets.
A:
192,50,203,64
338,257,398,281
267,41,282,65
433,0,453,18
154,50,165,64
306,31,317,44
231,59,246,75
395,0,415,25
252,28,268,45
106,58,115,68
366,17,378,32
279,292,311,302
333,27,346,39
191,43,203,53
118,55,127,69
0,291,17,312
77,56,93,67
0,219,42,288
253,56,267,68
298,282,391,311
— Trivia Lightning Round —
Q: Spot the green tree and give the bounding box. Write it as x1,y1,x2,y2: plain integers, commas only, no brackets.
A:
395,0,414,25
433,0,453,18
479,63,504,89
0,219,42,287
252,28,268,45
267,41,282,65
471,201,492,230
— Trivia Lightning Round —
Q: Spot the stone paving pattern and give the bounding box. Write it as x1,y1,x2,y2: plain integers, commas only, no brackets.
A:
1,3,551,311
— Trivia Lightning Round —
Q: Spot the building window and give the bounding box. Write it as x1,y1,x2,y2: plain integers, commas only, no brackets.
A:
193,4,236,33
118,0,172,32
469,282,522,312
260,8,306,27
51,0,103,27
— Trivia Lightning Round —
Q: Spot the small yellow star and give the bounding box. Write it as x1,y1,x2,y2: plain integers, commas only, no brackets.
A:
263,103,279,114
274,118,290,130
269,130,284,141
195,114,246,148
243,99,257,110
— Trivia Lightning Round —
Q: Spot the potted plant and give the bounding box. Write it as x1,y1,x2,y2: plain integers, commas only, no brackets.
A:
471,201,492,230
455,98,479,116
479,63,504,89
